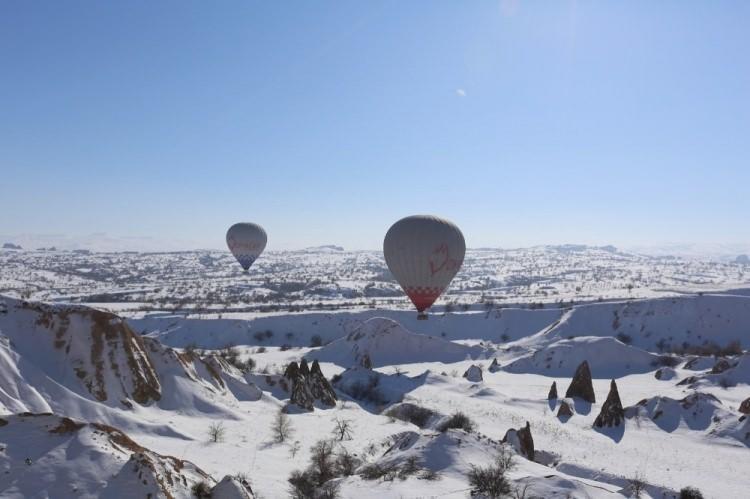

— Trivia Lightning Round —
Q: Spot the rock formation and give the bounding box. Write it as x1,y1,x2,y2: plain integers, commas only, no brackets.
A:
463,364,483,382
284,360,337,411
488,358,500,373
565,360,596,403
557,400,574,418
739,397,750,415
548,381,558,400
593,379,625,428
711,358,732,375
503,421,534,461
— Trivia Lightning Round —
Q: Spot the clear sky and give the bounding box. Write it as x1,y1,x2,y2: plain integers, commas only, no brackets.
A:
1,1,749,251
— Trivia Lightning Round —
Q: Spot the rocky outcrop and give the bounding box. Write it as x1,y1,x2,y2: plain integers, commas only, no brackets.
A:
488,358,501,373
548,381,558,400
360,353,372,369
284,359,337,411
0,297,264,416
655,367,676,380
463,365,483,382
565,360,596,403
711,358,732,374
594,380,624,428
739,397,750,415
503,421,534,461
557,400,574,418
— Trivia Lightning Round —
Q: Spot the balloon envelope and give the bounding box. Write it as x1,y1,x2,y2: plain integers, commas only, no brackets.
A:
226,223,267,271
383,215,465,315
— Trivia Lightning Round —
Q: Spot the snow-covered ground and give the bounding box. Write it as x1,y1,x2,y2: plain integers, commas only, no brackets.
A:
3,245,750,314
1,247,749,498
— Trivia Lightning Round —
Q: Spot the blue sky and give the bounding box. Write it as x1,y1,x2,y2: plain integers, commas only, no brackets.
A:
1,1,749,250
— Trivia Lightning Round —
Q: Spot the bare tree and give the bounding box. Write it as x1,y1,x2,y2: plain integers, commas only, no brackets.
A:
271,408,294,443
628,472,646,498
332,418,353,441
208,422,226,443
289,440,301,458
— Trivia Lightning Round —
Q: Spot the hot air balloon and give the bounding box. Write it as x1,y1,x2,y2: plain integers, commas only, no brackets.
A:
226,222,267,272
383,215,465,319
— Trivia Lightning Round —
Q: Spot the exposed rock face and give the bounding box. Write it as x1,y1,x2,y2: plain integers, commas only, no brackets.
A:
548,381,558,400
283,360,337,410
711,358,732,375
309,360,337,406
488,358,501,373
739,397,750,415
503,421,534,461
463,364,483,382
11,300,162,405
565,360,596,403
557,400,574,418
655,367,676,380
0,297,263,415
594,379,625,428
360,353,372,369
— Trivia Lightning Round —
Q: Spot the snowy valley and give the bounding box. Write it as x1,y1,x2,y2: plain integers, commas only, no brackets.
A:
0,247,748,498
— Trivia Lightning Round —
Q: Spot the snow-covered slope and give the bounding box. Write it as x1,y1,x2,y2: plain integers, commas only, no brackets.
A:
541,295,750,351
0,296,261,420
0,413,214,498
307,317,483,368
625,392,749,446
503,336,662,378
129,307,562,349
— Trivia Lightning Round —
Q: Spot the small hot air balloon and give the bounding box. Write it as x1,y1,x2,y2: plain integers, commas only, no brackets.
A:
226,222,267,272
383,215,465,319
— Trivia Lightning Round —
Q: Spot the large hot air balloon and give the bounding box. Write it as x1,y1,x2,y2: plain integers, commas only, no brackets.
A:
226,222,267,272
383,215,465,319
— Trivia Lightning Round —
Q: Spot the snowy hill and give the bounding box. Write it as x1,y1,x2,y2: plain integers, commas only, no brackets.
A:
537,294,750,352
503,336,662,378
307,317,484,368
625,392,749,446
0,296,261,420
0,413,216,498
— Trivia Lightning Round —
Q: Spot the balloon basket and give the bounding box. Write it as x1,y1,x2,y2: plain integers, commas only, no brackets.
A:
417,312,428,321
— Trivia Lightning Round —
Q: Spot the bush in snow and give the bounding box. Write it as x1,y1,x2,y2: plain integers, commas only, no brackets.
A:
331,418,353,441
616,332,633,345
272,408,294,443
288,439,349,498
191,480,212,498
438,411,476,433
679,487,704,499
208,422,226,443
310,335,323,347
342,376,386,406
360,462,399,481
219,345,255,372
384,403,436,428
627,473,646,498
334,449,361,477
467,449,515,498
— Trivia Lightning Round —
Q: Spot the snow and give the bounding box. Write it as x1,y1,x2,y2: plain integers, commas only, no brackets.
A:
1,246,749,498
308,317,484,368
504,336,661,378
